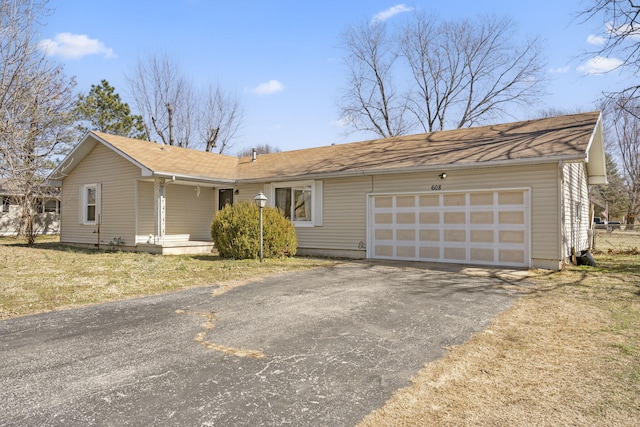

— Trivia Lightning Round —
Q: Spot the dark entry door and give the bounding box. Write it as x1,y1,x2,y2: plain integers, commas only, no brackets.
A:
219,189,234,210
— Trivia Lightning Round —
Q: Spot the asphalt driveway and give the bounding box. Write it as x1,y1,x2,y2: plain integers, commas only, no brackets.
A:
0,261,527,426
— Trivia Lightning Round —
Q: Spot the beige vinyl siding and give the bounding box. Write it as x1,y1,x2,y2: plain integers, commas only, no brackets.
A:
136,181,154,237
60,143,140,246
562,162,590,259
165,184,215,240
295,176,371,252
234,184,267,205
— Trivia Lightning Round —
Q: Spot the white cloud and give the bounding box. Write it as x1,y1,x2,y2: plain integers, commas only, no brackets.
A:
39,32,115,59
333,116,354,128
577,56,623,75
251,80,284,95
372,4,413,24
549,65,570,74
606,21,640,39
587,34,606,46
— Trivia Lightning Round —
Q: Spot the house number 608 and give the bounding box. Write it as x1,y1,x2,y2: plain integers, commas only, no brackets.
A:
431,184,441,191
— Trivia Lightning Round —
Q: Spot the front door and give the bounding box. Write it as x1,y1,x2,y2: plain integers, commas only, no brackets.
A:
218,189,234,210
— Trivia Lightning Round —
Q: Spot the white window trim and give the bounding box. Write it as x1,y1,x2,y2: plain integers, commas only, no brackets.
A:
81,183,101,225
267,180,322,227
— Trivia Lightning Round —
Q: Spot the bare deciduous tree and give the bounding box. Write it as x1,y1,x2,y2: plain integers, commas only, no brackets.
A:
126,53,194,147
236,144,281,158
201,85,243,153
339,13,545,137
580,1,640,104
0,0,76,244
126,54,244,153
338,21,412,138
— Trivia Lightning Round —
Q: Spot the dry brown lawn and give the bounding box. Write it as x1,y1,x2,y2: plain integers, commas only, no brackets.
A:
358,229,640,426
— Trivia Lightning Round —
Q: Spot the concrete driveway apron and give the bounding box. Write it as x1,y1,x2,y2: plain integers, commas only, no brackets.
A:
0,261,526,426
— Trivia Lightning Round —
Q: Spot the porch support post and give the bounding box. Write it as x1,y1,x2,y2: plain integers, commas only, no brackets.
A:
154,177,166,244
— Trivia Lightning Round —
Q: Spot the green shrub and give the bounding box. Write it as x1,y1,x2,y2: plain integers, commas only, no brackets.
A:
211,201,297,259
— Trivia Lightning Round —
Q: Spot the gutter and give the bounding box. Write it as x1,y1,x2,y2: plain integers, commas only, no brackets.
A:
152,172,236,185
558,160,566,266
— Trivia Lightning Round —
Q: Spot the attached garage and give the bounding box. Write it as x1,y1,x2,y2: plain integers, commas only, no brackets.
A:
369,189,530,267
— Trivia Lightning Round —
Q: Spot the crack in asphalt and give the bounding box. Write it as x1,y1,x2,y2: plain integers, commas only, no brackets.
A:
175,309,265,359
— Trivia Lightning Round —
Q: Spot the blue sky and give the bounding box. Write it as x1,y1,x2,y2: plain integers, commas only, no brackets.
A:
41,0,629,153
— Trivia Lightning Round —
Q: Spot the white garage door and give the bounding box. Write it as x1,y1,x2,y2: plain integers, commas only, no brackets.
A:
369,190,530,267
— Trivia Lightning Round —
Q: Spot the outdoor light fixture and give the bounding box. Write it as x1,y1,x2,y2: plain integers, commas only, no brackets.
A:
254,192,268,262
439,172,447,180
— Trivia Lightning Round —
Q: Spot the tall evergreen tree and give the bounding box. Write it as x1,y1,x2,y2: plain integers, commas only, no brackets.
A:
591,152,628,221
75,79,146,139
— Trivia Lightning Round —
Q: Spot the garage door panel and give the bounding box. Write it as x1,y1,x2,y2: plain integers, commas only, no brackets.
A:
396,196,416,207
444,247,466,260
370,190,529,267
419,229,440,241
419,195,439,206
444,229,466,242
396,212,416,224
499,230,525,244
419,212,439,224
419,246,440,258
499,211,525,224
499,249,525,264
375,245,393,257
470,211,494,224
470,192,494,205
470,230,494,243
444,211,465,224
397,246,416,257
397,229,416,241
499,191,524,204
470,248,495,262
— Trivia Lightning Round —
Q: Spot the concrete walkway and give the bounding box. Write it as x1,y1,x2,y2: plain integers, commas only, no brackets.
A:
0,261,527,426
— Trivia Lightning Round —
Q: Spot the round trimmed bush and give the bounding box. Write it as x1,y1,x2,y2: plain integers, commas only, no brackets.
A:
211,201,297,259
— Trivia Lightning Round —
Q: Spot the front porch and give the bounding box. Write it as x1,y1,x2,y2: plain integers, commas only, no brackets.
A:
135,234,215,255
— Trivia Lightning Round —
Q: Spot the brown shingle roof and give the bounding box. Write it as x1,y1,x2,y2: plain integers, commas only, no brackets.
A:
91,111,601,182
92,132,239,181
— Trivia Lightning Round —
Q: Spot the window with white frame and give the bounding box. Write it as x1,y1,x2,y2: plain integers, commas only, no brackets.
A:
82,184,100,224
272,181,322,227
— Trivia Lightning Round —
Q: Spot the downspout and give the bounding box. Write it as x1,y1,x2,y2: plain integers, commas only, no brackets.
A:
558,160,566,267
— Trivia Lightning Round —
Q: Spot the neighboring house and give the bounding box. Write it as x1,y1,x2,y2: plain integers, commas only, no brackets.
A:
0,179,60,236
48,112,606,270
